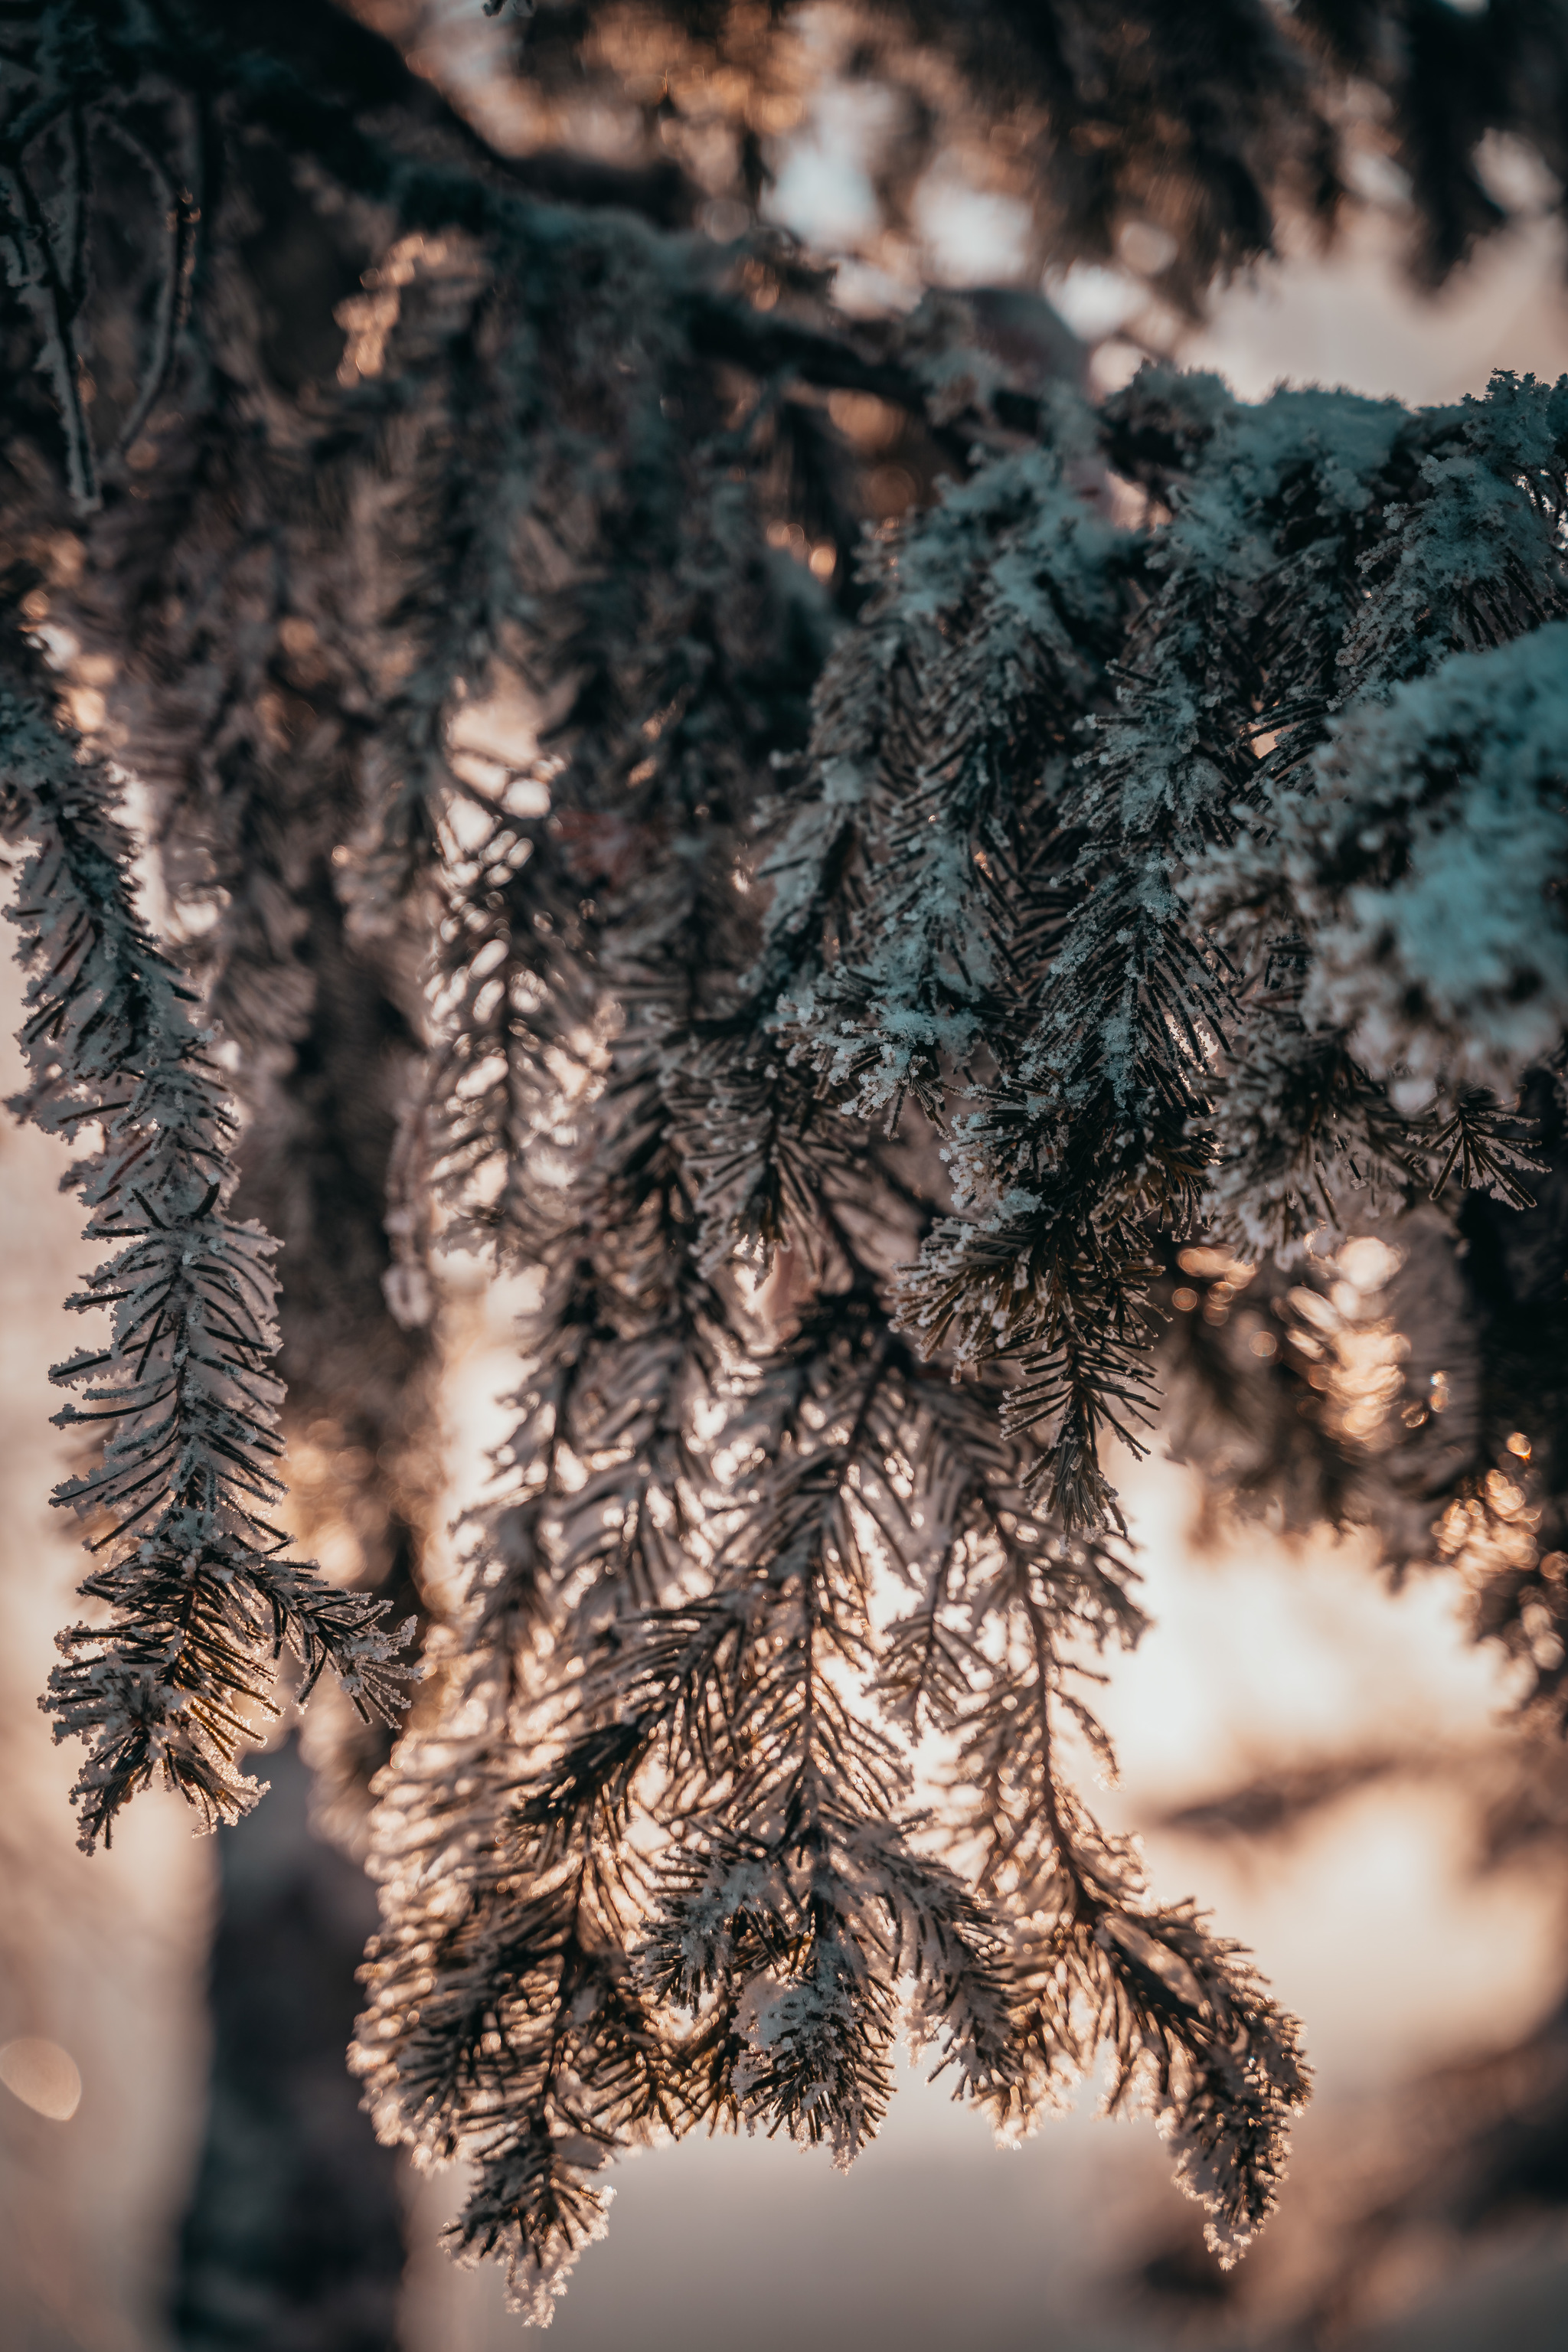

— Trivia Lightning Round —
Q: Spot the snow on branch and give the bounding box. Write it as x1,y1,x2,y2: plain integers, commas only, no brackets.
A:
0,630,412,1849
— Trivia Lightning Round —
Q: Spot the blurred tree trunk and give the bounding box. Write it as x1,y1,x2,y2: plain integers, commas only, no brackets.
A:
172,1736,404,2352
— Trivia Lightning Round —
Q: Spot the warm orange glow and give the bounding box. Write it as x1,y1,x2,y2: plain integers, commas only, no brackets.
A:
0,2040,81,2123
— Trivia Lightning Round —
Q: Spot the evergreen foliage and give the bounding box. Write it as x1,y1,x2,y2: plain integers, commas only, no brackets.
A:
482,0,1568,301
3,0,1568,2328
0,624,411,1847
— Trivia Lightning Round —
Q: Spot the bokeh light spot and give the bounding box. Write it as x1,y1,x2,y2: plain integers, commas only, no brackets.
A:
0,2037,82,2121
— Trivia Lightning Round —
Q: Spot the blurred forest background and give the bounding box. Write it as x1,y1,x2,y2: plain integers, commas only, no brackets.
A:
5,3,1568,2349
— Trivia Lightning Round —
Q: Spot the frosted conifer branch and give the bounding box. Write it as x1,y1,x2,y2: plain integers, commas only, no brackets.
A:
354,1680,674,2324
1,636,412,1849
1193,622,1568,1116
754,368,1568,1543
929,1524,1310,2257
371,361,1568,2315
